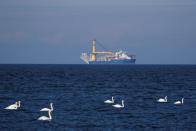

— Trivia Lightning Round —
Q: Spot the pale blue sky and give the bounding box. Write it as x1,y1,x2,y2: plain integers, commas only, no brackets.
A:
0,0,195,64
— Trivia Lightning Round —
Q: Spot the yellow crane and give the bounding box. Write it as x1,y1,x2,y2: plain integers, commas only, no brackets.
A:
91,39,113,61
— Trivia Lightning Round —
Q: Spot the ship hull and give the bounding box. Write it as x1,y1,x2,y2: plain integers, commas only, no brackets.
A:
88,59,136,64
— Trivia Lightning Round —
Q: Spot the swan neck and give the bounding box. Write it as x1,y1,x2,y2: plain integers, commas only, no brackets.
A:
48,111,52,119
165,97,167,102
112,97,114,102
18,101,21,107
50,103,53,111
122,101,124,107
182,98,184,104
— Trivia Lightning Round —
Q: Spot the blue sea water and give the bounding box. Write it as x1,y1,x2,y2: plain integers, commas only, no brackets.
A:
0,64,196,131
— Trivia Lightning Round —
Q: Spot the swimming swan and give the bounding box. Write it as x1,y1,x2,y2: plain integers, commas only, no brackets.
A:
38,110,52,121
5,101,21,110
157,96,167,102
104,97,114,104
174,98,184,105
112,100,124,108
40,103,53,112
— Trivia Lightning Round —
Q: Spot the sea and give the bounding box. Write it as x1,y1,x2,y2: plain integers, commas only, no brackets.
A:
0,64,196,131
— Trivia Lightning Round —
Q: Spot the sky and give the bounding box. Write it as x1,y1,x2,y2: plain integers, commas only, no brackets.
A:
0,0,195,64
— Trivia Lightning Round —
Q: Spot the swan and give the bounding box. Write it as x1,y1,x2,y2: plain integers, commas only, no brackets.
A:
174,98,184,105
38,110,52,121
5,101,21,110
104,97,114,104
112,100,124,108
157,96,167,102
40,103,53,112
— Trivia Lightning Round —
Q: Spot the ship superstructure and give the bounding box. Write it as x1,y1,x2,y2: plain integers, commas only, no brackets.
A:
80,39,136,64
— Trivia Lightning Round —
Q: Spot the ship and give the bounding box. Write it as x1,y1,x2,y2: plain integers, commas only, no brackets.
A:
80,39,136,64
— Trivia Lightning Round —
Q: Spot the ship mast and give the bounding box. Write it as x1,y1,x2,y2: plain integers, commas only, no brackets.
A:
91,39,97,61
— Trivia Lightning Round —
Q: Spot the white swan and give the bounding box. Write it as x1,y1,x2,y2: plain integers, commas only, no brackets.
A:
104,97,114,104
157,96,167,102
174,98,184,105
112,100,124,108
40,103,53,112
5,101,21,110
38,110,52,121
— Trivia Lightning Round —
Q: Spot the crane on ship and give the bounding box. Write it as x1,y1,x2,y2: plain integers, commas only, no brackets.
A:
91,39,113,61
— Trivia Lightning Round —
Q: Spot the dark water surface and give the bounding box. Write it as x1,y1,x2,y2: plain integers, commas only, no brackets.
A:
0,64,196,131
